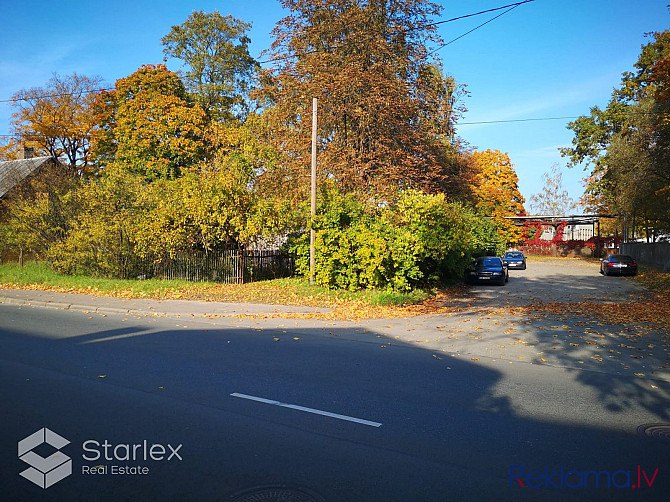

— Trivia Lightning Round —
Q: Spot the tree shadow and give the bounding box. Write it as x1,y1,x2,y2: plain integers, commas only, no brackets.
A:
462,271,645,308
1,311,669,501
443,261,670,423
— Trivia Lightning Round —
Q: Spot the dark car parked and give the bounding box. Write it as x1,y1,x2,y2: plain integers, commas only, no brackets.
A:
600,254,638,276
502,251,527,270
466,256,509,285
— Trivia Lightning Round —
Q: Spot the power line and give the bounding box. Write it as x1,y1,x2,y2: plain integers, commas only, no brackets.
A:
429,2,528,55
0,88,114,105
0,111,656,139
457,110,656,126
458,116,579,125
0,2,536,104
256,0,535,65
428,0,535,28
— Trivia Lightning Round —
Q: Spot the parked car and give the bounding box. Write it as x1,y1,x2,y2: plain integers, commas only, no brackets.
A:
465,256,509,285
600,254,638,276
502,251,527,270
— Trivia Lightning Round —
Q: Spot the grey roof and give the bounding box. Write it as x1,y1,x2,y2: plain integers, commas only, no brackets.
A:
0,156,57,198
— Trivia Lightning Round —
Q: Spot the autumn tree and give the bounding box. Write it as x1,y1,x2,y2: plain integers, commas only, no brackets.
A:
470,149,526,244
162,11,258,122
91,65,207,180
528,163,576,215
561,30,670,239
7,73,104,174
257,0,465,199
0,162,79,261
47,167,145,278
133,118,289,258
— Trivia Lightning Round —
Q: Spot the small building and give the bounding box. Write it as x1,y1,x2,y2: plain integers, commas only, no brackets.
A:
538,221,595,241
506,214,617,257
0,147,65,199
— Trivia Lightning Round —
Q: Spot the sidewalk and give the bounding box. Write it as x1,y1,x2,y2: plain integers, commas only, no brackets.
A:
2,287,669,384
0,288,332,317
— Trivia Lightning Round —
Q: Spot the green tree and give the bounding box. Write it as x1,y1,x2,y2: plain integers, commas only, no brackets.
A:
290,184,503,292
162,11,258,122
133,118,289,258
0,164,78,260
47,167,144,278
561,30,670,239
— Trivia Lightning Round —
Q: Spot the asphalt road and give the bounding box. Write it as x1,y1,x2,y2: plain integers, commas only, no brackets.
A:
463,257,647,306
1,259,669,501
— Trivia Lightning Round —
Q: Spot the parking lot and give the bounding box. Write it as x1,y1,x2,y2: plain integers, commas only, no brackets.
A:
362,256,670,384
464,256,647,307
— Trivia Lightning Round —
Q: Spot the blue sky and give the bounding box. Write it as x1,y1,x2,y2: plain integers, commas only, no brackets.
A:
1,0,668,212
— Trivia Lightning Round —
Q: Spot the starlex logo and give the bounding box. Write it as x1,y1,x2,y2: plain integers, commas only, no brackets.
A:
18,428,72,489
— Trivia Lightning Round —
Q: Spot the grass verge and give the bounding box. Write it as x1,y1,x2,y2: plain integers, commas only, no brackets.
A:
0,261,436,319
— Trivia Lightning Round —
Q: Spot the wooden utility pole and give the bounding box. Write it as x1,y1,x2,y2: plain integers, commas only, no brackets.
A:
310,98,317,284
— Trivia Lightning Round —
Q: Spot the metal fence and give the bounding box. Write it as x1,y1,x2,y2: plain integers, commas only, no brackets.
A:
620,242,670,272
140,250,295,283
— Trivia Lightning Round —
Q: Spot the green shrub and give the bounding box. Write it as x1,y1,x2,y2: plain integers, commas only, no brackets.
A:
289,186,504,292
47,169,144,279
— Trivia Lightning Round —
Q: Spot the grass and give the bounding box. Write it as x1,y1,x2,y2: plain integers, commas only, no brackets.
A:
4,258,666,320
0,261,433,317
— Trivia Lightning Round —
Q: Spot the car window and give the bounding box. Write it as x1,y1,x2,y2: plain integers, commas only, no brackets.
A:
505,252,523,258
478,257,501,266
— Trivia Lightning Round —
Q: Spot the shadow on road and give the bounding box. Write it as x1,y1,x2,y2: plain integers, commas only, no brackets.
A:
462,271,645,308
2,309,669,501
431,258,670,424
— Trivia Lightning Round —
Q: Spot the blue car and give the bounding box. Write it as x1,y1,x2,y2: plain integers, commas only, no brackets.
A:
502,251,527,270
466,256,509,285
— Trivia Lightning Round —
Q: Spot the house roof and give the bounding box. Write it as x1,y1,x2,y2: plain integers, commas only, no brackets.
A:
0,156,57,198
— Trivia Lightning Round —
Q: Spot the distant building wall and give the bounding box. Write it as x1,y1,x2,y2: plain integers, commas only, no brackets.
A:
539,224,594,241
620,242,670,272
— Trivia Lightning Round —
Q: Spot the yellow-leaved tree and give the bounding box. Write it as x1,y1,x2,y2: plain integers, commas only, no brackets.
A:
470,149,526,245
91,65,207,180
6,73,103,174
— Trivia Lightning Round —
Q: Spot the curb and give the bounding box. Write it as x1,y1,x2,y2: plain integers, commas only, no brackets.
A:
0,297,122,315
0,295,332,318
